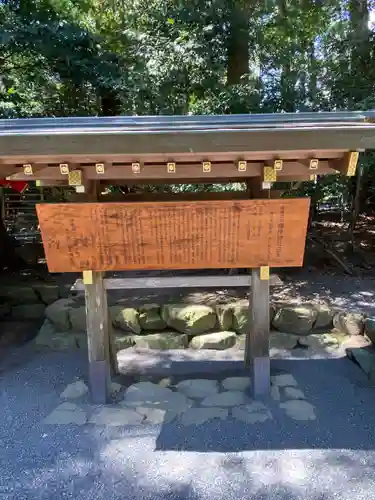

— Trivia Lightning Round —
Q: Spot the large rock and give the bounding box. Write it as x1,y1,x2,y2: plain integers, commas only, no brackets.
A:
313,305,334,330
161,304,216,334
232,301,249,335
134,332,188,349
216,304,233,331
69,306,87,332
1,285,38,304
0,301,11,319
272,306,317,335
176,379,219,399
201,390,248,407
190,331,236,350
35,319,86,349
121,381,192,412
113,332,136,350
333,312,365,336
45,298,76,331
138,304,167,331
113,308,141,334
11,303,46,320
269,332,298,350
346,347,375,384
364,317,375,344
33,284,60,305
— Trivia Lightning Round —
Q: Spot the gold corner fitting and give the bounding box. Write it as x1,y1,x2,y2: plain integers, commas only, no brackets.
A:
83,270,93,285
260,266,270,280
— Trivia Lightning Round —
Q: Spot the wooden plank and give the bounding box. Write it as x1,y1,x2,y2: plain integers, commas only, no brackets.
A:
71,274,283,291
85,271,111,404
36,199,310,273
246,268,270,396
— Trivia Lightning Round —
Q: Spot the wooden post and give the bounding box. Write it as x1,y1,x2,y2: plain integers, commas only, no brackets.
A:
245,267,270,397
80,180,116,403
84,270,112,404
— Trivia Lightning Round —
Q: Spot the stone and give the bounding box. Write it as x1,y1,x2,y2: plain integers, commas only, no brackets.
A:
176,379,219,399
298,333,342,353
69,306,87,332
232,301,249,335
136,407,176,424
216,304,233,331
271,385,281,401
161,304,216,335
201,390,248,407
313,305,334,330
283,387,306,400
0,302,11,319
180,407,228,426
33,284,60,305
134,332,188,349
138,304,167,331
269,332,298,350
232,402,272,424
45,298,76,331
0,320,35,347
333,312,365,336
273,306,317,335
346,347,375,385
364,317,375,344
1,285,38,304
221,377,250,391
280,400,316,421
44,403,87,425
121,382,192,412
113,308,141,334
89,407,143,426
11,303,46,320
111,382,123,394
113,333,136,350
60,380,89,399
271,373,298,387
34,321,85,350
190,331,236,350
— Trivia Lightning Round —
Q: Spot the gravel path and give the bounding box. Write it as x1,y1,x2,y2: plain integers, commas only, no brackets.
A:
2,345,375,500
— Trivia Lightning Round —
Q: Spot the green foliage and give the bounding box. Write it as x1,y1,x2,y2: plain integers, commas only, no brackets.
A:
1,0,375,204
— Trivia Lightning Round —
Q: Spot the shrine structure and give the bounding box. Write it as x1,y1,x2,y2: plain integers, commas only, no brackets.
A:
1,111,375,403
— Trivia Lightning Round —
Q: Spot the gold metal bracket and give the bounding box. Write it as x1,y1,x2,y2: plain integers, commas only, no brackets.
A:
274,159,283,171
68,169,82,186
309,159,319,170
167,162,176,173
132,162,141,174
202,161,211,173
238,160,247,172
347,151,359,176
83,270,93,285
263,166,277,182
59,163,69,175
23,164,33,175
260,266,270,280
95,163,105,174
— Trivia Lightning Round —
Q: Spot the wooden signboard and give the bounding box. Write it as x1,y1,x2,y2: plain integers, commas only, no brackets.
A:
36,199,310,273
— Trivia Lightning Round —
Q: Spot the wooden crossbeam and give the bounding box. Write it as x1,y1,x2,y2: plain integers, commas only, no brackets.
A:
71,274,283,291
4,160,338,182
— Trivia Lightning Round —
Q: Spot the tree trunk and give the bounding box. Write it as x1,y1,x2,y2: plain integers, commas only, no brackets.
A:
227,1,250,85
349,0,370,106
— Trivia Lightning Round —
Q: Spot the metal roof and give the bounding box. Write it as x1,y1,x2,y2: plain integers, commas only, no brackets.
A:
1,111,375,136
1,111,375,158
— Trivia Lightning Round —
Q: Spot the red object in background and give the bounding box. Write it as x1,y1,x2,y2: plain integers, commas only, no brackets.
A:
0,180,28,193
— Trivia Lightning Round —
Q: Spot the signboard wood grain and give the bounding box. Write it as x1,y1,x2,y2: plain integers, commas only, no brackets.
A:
36,199,310,273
